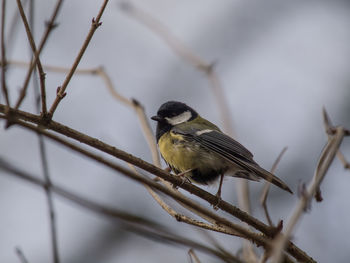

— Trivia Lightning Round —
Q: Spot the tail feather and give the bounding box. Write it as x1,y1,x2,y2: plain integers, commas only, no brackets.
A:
254,165,293,194
228,161,293,194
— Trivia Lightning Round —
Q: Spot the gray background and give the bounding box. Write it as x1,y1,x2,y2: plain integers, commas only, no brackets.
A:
1,0,350,262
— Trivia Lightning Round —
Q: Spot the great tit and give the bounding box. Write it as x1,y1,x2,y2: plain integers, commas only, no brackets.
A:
151,101,292,197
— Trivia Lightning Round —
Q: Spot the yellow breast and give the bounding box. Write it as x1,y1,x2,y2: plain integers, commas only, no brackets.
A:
158,131,198,173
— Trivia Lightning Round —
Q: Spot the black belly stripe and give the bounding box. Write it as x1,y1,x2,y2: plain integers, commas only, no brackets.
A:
191,168,220,185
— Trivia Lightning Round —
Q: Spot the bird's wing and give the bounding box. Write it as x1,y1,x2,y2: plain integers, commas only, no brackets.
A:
172,125,293,194
172,125,254,163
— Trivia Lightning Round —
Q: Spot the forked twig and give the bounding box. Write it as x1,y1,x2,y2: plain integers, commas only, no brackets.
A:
323,107,350,170
16,0,47,115
14,0,63,111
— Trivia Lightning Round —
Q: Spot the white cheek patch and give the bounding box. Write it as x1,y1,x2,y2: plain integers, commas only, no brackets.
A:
165,111,192,125
195,129,213,136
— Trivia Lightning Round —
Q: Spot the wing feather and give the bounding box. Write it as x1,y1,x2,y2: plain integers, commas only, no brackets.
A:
172,126,293,194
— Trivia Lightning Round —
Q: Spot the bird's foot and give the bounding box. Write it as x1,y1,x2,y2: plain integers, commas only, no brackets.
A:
213,192,222,210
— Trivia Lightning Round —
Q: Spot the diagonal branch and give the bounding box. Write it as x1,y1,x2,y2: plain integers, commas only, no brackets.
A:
16,0,47,115
129,164,242,239
48,0,109,118
0,105,316,263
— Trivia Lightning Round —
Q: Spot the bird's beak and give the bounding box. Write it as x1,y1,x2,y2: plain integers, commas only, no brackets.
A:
151,115,163,122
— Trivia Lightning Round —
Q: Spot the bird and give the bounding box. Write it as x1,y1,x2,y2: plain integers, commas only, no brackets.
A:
151,101,292,198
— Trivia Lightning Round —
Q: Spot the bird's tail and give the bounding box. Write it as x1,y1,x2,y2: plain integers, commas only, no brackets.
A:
253,165,293,194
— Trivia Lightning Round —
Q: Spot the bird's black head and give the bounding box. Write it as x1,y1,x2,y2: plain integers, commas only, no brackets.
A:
151,101,198,141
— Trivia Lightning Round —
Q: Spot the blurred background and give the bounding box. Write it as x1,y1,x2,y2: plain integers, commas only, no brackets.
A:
1,0,350,262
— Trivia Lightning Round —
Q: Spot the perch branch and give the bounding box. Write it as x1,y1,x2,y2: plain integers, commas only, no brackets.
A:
0,116,275,250
119,3,258,260
0,105,316,263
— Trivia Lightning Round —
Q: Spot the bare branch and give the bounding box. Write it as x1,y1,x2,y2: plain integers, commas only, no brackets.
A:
16,0,47,114
48,0,109,118
0,103,276,233
27,1,60,262
188,249,201,263
1,158,237,263
0,105,316,263
322,107,350,170
14,0,63,111
0,115,276,250
271,124,346,263
1,0,10,107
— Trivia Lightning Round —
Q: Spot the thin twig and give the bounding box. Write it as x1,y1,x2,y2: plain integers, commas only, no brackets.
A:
271,124,346,263
14,0,63,111
198,229,244,263
3,62,162,167
1,0,10,107
48,0,109,118
188,249,201,263
260,147,288,226
129,165,242,238
97,67,161,166
6,0,27,54
27,1,60,262
0,105,317,263
323,107,350,170
19,0,47,114
15,247,29,263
